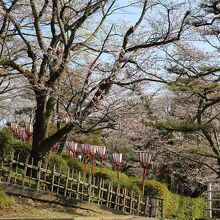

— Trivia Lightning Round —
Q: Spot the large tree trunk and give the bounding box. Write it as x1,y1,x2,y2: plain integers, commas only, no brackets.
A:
30,91,54,164
29,90,75,164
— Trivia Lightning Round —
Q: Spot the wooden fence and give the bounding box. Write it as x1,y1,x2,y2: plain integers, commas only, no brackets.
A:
205,180,220,219
0,153,163,218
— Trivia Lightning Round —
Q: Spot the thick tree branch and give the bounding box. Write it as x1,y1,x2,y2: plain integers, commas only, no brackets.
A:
30,0,46,50
125,11,190,52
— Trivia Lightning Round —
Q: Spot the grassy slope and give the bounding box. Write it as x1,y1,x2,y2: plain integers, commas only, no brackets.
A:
0,192,114,218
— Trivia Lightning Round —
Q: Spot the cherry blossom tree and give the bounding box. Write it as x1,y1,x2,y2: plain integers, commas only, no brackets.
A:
0,0,190,163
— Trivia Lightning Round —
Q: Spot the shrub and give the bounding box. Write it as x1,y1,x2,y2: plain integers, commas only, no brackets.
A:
174,196,207,220
67,157,83,173
0,128,14,157
48,153,68,173
10,141,31,162
94,166,135,189
126,177,206,219
0,191,14,207
131,178,176,217
0,127,31,161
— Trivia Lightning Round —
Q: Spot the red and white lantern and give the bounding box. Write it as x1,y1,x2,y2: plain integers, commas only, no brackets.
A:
10,122,33,142
139,151,154,195
113,153,123,166
112,152,123,179
139,151,153,168
97,146,107,173
66,141,78,158
89,145,97,156
81,144,90,176
97,146,106,158
89,145,97,176
81,144,90,155
10,122,18,134
25,123,33,141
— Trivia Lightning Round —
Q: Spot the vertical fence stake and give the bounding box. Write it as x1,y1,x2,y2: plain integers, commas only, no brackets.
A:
7,152,14,183
129,191,134,214
144,196,149,216
51,164,56,193
137,193,141,216
64,168,70,196
76,172,81,200
114,185,119,209
36,161,42,190
160,199,164,219
98,178,102,204
106,182,111,208
22,156,29,186
122,188,127,212
208,182,212,219
14,154,20,184
0,155,3,182
88,175,92,202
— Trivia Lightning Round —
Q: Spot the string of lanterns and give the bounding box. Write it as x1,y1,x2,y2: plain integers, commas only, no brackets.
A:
64,142,127,179
10,122,33,142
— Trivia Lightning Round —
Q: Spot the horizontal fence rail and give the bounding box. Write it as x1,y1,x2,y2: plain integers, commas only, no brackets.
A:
0,153,163,218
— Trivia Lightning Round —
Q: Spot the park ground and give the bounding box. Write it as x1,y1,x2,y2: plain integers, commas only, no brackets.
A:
0,194,157,220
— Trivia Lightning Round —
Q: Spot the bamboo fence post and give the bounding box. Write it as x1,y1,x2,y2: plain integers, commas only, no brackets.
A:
43,160,48,191
93,176,96,199
64,168,70,196
56,165,62,195
7,151,14,183
51,164,56,193
137,193,141,215
149,198,157,217
106,182,112,208
98,178,102,204
130,191,134,214
28,157,34,187
122,188,127,212
76,172,81,199
14,154,20,184
208,182,212,219
0,155,3,181
109,183,113,208
114,185,119,209
36,161,42,190
88,175,92,202
69,170,74,198
22,156,29,187
100,179,105,205
154,199,159,218
144,196,149,216
160,199,164,218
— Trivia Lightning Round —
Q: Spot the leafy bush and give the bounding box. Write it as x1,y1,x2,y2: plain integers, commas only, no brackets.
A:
0,191,14,207
93,166,138,191
174,195,207,220
67,157,83,173
0,127,31,161
0,128,14,157
10,141,31,162
48,153,68,173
